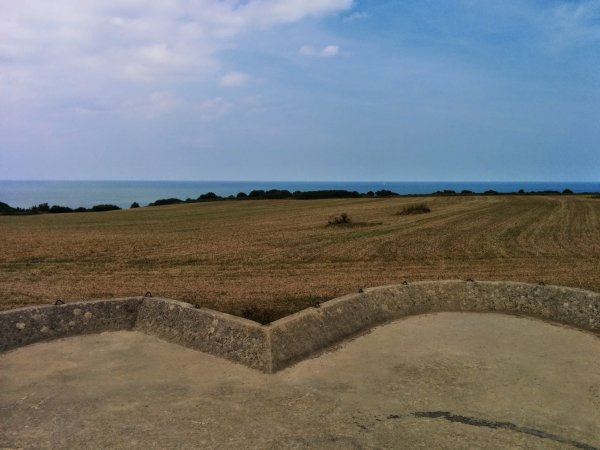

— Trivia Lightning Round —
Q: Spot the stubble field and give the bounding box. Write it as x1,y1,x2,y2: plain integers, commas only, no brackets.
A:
1,195,599,322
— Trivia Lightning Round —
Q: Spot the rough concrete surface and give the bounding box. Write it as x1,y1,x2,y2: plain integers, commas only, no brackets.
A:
2,312,599,449
2,281,600,373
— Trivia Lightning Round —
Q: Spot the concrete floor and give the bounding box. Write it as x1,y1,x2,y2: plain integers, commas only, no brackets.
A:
1,312,599,449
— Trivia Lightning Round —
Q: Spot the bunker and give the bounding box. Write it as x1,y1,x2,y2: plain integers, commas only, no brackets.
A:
1,281,599,448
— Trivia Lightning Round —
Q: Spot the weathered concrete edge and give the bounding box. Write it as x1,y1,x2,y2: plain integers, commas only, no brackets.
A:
2,281,599,373
266,281,600,371
0,297,143,353
134,297,271,372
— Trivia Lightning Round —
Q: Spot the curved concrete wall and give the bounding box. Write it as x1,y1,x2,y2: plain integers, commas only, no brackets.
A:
1,281,599,373
267,281,600,371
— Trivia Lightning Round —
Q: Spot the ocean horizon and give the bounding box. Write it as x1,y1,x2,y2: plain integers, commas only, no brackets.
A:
1,180,600,209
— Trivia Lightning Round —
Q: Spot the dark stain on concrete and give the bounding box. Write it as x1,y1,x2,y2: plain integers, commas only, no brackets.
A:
401,411,598,450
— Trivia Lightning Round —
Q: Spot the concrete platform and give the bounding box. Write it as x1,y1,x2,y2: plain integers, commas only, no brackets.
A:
1,312,599,449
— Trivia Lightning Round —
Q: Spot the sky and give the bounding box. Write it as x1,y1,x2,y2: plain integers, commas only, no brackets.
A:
1,0,599,181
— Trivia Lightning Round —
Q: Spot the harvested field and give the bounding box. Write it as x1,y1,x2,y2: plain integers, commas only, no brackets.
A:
1,195,600,321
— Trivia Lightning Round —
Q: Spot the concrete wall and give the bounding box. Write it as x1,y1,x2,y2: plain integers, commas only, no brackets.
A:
135,297,271,372
267,281,600,371
0,297,142,352
1,281,599,373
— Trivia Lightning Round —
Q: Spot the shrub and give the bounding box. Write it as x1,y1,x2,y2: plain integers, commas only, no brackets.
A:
149,198,183,206
264,189,292,199
398,204,431,215
248,189,265,198
130,202,140,208
90,204,121,212
328,212,351,225
49,205,73,213
562,188,574,195
375,189,398,197
236,192,248,198
33,203,50,212
0,201,15,213
293,190,361,200
198,192,219,200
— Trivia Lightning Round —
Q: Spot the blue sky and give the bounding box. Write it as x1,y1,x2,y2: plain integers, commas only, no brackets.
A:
1,0,599,181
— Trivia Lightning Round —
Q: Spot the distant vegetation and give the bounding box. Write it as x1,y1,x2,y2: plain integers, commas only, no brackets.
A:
327,212,352,226
1,186,598,216
397,203,431,215
0,201,121,216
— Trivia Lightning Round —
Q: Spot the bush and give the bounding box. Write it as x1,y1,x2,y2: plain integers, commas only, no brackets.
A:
0,201,15,213
264,189,292,199
562,188,574,195
149,198,183,206
248,190,265,198
375,189,398,197
328,212,351,225
49,205,73,213
197,192,219,200
130,202,140,208
90,204,121,212
236,192,248,198
33,202,50,212
293,190,361,200
398,204,431,215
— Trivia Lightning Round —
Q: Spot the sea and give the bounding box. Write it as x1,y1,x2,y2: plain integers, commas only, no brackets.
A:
1,180,599,209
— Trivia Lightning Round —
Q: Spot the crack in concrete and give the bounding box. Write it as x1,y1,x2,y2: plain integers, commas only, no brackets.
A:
403,411,598,450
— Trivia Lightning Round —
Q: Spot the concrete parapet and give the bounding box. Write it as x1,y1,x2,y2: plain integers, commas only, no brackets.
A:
135,297,271,371
1,281,599,373
0,297,142,353
267,281,600,371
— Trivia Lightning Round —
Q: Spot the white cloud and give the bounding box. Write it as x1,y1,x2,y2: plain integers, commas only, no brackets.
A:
219,71,250,87
145,91,179,118
241,0,354,26
0,0,353,113
543,0,600,48
196,97,231,121
343,11,368,23
299,44,340,57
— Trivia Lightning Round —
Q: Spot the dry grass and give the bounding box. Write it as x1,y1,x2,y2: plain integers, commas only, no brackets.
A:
2,195,600,321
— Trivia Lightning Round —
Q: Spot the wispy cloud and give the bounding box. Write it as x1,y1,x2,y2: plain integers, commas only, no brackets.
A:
0,0,354,113
195,97,231,121
299,45,340,57
219,71,250,87
343,11,368,23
